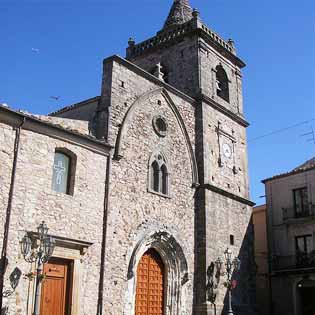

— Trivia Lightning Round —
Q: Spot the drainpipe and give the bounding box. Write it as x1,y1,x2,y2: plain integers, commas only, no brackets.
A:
0,118,25,310
97,154,111,315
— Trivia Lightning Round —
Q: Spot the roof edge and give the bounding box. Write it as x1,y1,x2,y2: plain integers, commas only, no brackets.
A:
0,105,112,152
262,165,315,184
49,96,100,117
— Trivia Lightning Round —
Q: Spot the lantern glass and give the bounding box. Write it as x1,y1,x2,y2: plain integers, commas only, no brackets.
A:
215,257,223,271
37,221,48,239
224,248,232,261
233,258,241,271
43,236,55,258
21,235,32,257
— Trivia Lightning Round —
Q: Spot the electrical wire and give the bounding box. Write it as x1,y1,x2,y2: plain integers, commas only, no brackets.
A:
248,118,315,142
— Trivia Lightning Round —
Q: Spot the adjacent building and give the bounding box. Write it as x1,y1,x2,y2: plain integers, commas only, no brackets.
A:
252,204,270,315
0,1,256,314
263,157,315,315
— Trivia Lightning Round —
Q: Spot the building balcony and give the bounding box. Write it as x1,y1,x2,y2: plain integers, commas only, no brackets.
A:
282,205,315,221
272,253,315,272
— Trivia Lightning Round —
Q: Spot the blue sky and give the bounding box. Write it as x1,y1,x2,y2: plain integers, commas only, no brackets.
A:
1,0,315,204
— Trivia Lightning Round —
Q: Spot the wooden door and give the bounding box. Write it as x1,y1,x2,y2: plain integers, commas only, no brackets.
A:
40,259,71,315
135,249,165,315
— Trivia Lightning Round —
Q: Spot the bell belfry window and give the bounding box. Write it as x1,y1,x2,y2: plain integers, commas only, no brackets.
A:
216,65,230,103
149,153,169,196
52,149,76,195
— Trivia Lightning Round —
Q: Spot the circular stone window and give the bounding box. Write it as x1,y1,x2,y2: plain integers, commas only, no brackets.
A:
152,116,168,137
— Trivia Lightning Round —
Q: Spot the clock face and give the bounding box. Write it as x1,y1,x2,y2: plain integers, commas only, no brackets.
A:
222,143,232,158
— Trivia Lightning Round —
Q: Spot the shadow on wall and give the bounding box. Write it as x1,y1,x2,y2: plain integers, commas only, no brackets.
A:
223,217,257,315
192,187,207,314
1,267,22,315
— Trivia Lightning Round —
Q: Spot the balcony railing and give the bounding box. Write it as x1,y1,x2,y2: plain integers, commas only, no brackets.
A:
272,252,315,271
282,205,315,221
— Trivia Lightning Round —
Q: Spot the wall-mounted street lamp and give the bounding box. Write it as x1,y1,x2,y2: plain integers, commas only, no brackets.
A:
215,248,241,315
20,222,55,315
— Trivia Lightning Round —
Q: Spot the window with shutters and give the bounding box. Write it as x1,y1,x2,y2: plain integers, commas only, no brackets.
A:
293,187,309,217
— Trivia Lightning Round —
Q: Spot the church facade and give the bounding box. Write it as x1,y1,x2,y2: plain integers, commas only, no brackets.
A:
0,1,256,315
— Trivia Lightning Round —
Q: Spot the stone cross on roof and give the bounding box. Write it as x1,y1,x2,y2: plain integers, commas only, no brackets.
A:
163,0,193,29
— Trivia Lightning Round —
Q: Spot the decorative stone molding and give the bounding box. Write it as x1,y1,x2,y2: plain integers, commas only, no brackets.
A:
114,87,199,187
124,229,189,315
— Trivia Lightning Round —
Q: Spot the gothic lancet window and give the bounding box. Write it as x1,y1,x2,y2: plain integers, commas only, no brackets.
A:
149,153,169,196
216,65,230,103
152,161,160,192
161,164,168,195
52,149,76,195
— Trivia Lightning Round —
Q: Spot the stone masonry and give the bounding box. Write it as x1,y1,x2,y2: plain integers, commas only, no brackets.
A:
0,1,256,314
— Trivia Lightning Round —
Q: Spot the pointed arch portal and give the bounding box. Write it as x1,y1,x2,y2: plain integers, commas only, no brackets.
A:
125,231,189,315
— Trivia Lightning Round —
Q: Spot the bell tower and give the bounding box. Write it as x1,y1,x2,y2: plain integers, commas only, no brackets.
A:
125,1,255,315
126,0,246,116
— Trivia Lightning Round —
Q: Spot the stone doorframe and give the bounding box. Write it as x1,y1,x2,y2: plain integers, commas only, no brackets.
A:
26,234,92,315
124,230,189,315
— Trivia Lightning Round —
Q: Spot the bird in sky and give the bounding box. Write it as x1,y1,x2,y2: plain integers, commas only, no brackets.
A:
50,96,61,101
31,48,40,53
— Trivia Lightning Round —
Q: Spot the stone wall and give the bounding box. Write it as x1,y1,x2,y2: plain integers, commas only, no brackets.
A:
199,38,244,116
100,59,196,314
0,120,108,315
97,55,255,315
128,35,200,98
202,102,249,199
50,97,99,127
0,123,16,258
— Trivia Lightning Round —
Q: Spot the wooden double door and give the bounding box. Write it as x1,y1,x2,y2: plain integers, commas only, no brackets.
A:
40,258,73,315
135,249,165,315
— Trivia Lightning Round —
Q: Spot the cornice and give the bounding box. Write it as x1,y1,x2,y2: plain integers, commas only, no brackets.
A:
202,183,255,207
200,94,250,127
127,19,246,69
197,28,246,69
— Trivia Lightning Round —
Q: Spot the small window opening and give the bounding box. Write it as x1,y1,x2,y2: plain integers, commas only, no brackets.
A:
230,235,235,246
161,164,168,195
152,116,168,137
216,65,230,103
152,161,160,192
156,118,167,133
52,149,76,195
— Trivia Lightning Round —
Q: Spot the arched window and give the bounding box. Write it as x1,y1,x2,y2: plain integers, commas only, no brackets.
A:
149,153,169,196
52,149,76,195
161,164,168,195
216,65,230,103
152,161,160,192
